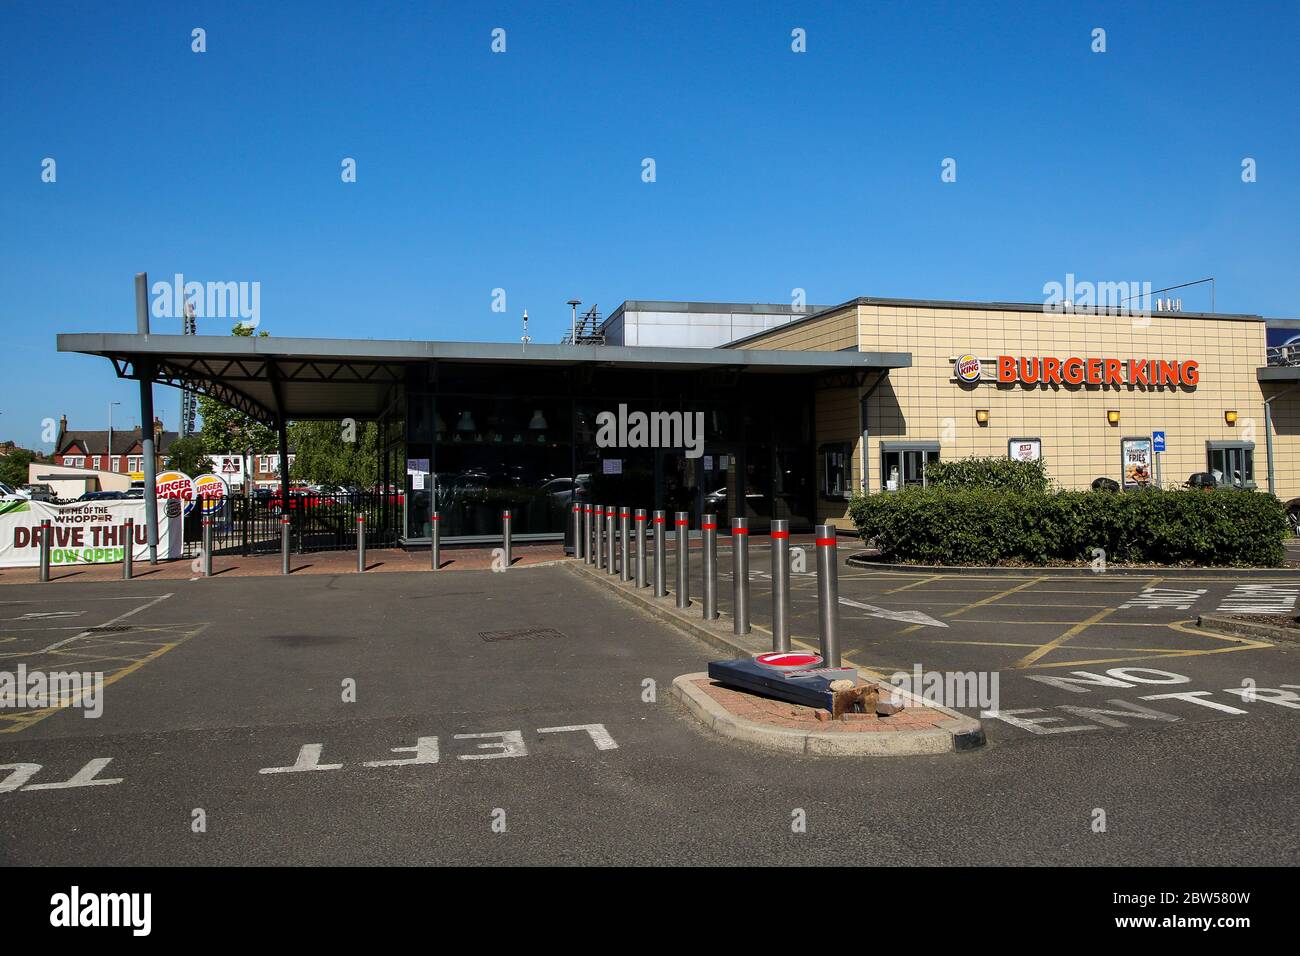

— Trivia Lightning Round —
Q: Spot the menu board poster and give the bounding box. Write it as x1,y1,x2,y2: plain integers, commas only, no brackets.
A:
1121,438,1153,489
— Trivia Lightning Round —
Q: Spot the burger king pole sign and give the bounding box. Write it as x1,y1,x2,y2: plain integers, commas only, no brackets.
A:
154,471,197,517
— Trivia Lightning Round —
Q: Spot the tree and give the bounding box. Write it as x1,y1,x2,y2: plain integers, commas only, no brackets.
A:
288,420,379,487
0,448,42,487
165,435,212,477
197,324,277,457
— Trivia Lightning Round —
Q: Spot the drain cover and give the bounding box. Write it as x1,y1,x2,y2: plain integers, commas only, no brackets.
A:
87,625,132,632
478,626,565,643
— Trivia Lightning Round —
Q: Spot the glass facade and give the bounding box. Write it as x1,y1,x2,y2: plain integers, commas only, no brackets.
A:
393,362,819,541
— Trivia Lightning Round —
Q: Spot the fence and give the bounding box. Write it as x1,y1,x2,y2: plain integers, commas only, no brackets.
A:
183,491,401,556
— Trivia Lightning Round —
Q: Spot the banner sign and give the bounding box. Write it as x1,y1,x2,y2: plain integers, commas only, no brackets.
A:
0,499,181,568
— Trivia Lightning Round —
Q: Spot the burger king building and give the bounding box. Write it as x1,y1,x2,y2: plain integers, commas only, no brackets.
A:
59,290,1299,551
723,296,1299,529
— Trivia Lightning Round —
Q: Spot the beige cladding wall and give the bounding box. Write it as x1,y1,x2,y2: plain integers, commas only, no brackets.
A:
1263,385,1300,504
736,301,1282,526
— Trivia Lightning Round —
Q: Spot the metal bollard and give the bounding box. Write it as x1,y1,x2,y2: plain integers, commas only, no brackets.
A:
619,507,631,582
201,519,213,577
573,504,583,560
732,516,750,634
815,524,841,666
586,505,595,564
634,508,648,588
588,505,597,565
606,508,617,575
701,513,718,620
123,517,134,580
281,517,291,575
674,511,690,608
431,511,441,570
356,515,366,573
502,509,512,567
653,510,667,596
38,519,52,583
594,506,604,569
770,519,791,652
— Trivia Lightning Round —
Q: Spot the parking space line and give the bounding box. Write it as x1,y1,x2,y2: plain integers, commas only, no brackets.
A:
0,623,207,734
1011,607,1116,669
0,593,173,658
945,576,1048,618
884,574,946,593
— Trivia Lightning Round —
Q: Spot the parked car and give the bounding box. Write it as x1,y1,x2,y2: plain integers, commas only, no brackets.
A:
19,483,55,502
123,487,144,499
78,490,126,502
1185,472,1220,490
1090,477,1120,492
0,481,25,501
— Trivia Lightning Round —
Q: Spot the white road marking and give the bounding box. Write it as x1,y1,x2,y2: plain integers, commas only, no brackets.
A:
259,743,343,774
6,611,86,621
838,596,948,628
21,758,123,791
537,723,619,750
1215,584,1299,614
454,730,528,760
1119,587,1207,610
29,593,173,656
363,736,440,767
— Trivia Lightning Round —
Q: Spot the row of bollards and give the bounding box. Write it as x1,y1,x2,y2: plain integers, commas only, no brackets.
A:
574,504,840,667
572,509,837,665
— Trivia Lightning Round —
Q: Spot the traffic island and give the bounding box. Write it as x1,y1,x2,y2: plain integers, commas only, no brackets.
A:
672,672,984,756
1197,612,1300,645
565,558,986,756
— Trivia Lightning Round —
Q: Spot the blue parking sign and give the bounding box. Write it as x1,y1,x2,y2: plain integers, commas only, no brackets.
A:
1152,431,1166,453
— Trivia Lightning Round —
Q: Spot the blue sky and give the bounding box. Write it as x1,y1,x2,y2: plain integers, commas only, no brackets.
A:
1,0,1296,449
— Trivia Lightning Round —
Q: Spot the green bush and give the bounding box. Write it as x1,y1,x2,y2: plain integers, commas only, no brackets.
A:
923,456,1050,493
847,487,1288,567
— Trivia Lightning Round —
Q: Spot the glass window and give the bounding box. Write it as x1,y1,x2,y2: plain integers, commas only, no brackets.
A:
1207,444,1254,488
881,446,940,490
819,443,853,499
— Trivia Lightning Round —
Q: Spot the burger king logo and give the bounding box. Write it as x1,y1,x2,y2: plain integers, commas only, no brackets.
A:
956,354,982,383
193,473,229,516
155,471,196,516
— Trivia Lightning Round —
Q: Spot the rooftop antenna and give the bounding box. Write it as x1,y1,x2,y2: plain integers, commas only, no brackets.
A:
567,299,582,345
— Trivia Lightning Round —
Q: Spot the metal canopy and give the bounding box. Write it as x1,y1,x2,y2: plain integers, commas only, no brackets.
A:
57,332,912,426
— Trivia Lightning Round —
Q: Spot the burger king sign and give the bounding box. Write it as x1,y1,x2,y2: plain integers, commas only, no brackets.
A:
155,471,197,517
955,354,982,383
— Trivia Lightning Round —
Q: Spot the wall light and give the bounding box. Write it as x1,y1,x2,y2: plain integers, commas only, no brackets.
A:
1224,409,1238,425
1107,409,1121,426
975,409,990,425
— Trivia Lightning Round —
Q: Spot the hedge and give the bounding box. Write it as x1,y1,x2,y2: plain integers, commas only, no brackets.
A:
924,456,1050,494
847,487,1288,567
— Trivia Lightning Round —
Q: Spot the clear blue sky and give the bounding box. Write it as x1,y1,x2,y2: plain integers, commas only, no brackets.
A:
2,0,1296,449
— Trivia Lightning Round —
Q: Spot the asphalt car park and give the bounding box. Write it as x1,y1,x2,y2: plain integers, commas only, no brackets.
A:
654,538,1300,742
0,557,1296,866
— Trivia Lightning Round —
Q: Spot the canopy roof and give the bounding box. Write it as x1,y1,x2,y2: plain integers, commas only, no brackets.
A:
59,333,911,425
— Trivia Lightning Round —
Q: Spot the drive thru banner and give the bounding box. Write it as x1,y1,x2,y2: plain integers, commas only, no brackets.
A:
0,499,182,568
